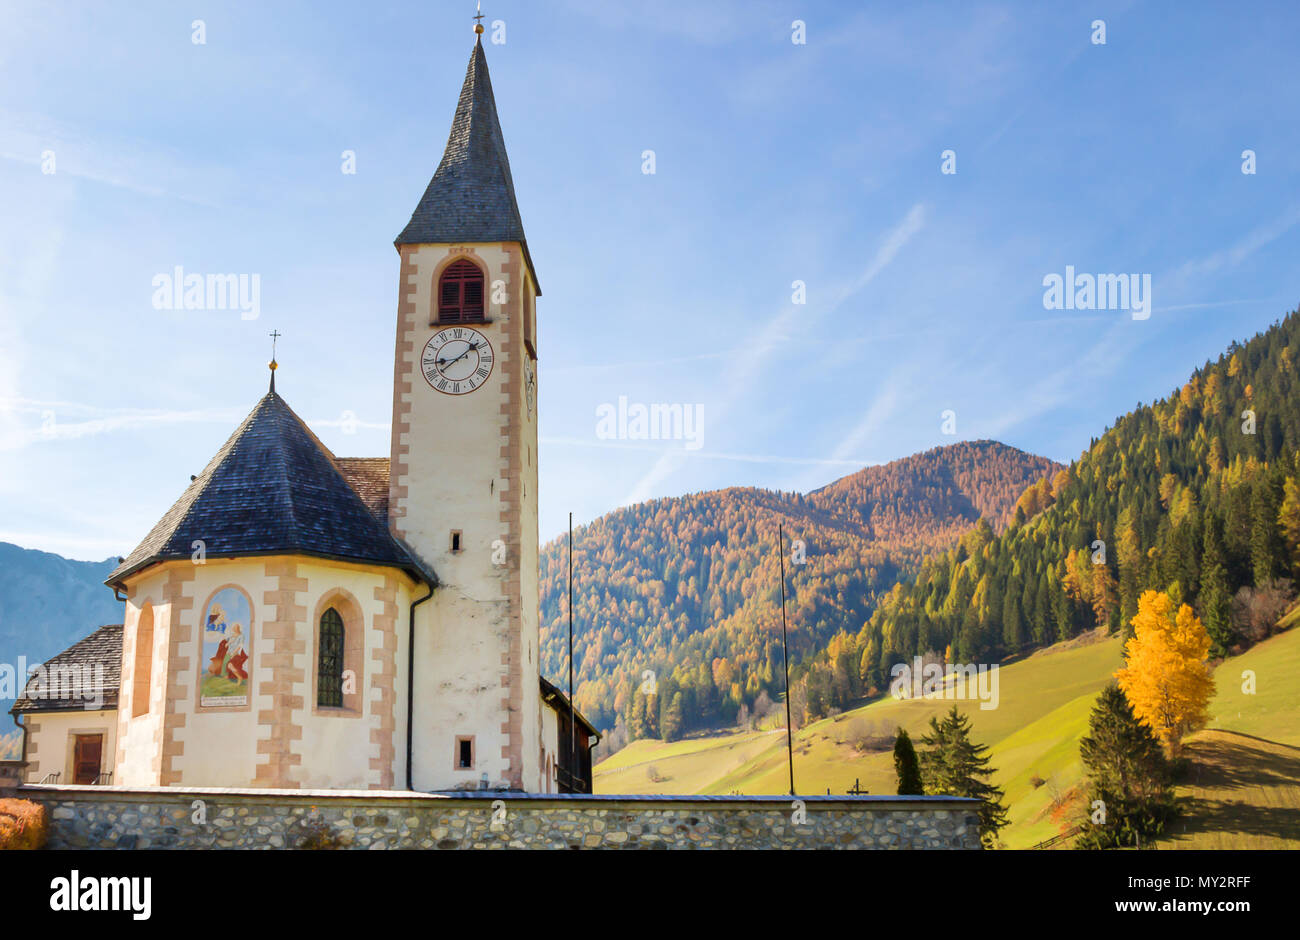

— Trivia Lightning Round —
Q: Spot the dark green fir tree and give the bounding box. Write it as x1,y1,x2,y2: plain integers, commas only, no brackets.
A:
893,728,924,795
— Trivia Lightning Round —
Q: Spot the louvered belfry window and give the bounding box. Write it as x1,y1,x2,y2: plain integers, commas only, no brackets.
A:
438,259,485,323
318,607,344,707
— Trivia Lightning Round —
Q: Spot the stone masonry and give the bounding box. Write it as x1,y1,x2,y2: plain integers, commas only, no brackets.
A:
16,785,983,850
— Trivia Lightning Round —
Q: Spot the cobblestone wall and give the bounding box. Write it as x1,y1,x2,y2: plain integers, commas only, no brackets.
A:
0,762,25,790
16,785,982,850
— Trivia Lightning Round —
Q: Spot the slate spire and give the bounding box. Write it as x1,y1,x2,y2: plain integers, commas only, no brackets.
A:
396,36,538,289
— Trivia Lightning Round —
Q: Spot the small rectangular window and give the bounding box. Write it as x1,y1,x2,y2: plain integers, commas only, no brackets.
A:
450,530,462,553
456,736,474,770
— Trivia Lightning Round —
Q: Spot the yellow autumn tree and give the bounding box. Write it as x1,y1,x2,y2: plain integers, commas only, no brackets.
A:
1115,590,1215,754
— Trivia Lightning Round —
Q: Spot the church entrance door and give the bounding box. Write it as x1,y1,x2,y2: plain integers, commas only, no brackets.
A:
73,734,102,785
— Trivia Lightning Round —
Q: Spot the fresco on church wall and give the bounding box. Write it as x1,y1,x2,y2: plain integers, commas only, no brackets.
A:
200,586,252,707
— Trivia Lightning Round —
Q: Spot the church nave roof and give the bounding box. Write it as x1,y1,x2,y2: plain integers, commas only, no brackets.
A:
107,392,434,590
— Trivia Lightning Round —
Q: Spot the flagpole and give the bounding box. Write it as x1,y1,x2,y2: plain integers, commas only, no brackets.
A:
568,512,576,792
778,522,795,796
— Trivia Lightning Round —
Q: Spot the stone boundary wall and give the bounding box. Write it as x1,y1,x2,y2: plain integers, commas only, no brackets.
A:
0,761,26,789
13,785,982,850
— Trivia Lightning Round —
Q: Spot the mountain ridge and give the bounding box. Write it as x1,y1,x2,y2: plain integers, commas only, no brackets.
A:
0,542,124,709
538,439,1061,738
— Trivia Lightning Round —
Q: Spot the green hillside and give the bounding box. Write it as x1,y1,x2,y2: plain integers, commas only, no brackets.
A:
1158,729,1300,850
596,632,1125,817
596,624,1300,849
1206,614,1300,746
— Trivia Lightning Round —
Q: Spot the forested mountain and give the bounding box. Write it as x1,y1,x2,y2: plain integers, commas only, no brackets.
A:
538,441,1060,739
0,543,123,698
803,309,1300,728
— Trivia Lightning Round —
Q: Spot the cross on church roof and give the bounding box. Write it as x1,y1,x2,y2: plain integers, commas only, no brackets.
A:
268,330,281,392
474,2,485,33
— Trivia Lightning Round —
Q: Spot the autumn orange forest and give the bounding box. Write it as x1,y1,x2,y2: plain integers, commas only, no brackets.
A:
539,440,1059,737
539,307,1300,774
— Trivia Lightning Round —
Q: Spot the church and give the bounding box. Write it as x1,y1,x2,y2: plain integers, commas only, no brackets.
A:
11,27,598,794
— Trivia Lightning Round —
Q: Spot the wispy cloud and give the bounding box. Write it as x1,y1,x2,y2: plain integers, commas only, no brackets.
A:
543,435,877,468
1171,205,1300,286
0,107,224,206
0,399,239,451
620,203,928,505
827,374,903,463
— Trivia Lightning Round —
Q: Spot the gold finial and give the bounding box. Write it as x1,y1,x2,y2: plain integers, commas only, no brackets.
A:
268,329,281,391
474,2,485,35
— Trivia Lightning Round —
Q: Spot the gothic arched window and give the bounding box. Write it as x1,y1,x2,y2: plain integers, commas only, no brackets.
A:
317,607,345,708
438,259,485,323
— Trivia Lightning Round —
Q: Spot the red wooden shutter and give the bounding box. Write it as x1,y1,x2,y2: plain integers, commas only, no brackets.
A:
439,260,485,323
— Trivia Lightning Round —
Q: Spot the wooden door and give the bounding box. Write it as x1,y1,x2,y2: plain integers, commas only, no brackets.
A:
73,734,102,785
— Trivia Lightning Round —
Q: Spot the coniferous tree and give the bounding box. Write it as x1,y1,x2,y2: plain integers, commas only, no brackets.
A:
1199,516,1235,656
1002,590,1023,655
919,706,1010,847
1251,478,1285,586
627,690,647,741
660,692,684,742
893,728,924,795
1076,684,1177,849
1276,476,1300,579
1032,578,1051,644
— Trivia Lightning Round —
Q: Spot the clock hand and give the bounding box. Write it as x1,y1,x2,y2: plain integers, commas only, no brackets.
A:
437,341,480,369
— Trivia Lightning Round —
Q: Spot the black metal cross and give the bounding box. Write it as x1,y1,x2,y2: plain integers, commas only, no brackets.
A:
847,778,868,795
269,330,281,359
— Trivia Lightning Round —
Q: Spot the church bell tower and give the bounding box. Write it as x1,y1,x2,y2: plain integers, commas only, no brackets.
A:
389,27,542,791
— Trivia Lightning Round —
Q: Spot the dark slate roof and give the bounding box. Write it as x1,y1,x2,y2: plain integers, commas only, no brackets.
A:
106,392,436,589
539,675,600,738
11,624,122,714
395,37,540,294
336,458,390,523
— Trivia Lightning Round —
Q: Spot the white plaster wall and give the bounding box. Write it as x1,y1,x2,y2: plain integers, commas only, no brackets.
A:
22,709,117,784
293,559,413,790
395,242,541,791
167,559,265,788
117,557,414,790
114,571,170,786
413,586,509,789
540,695,558,793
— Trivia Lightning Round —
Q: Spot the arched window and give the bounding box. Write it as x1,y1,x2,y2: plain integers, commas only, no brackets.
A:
438,259,485,323
317,607,345,707
132,604,155,718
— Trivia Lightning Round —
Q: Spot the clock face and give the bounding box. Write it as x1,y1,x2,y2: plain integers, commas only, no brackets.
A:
421,327,494,395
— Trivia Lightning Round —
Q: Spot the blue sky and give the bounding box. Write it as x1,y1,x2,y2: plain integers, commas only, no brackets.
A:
1,0,1298,560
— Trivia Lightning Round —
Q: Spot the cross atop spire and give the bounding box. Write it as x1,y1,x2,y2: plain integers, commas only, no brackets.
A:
474,2,485,35
268,329,281,392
